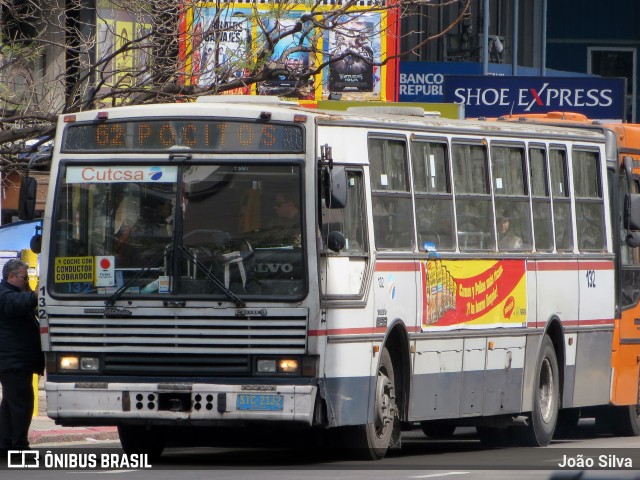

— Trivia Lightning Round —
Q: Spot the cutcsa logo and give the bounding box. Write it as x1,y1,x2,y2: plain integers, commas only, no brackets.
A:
388,274,396,300
148,167,163,181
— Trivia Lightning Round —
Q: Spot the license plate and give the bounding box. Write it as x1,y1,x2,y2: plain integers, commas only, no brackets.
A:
236,393,284,411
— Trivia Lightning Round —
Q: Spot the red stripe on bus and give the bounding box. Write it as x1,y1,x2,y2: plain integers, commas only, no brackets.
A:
531,261,613,271
309,327,388,336
577,318,615,325
375,262,420,272
561,319,614,326
577,261,615,270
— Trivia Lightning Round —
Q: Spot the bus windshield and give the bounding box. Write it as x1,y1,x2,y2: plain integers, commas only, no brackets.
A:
50,163,306,300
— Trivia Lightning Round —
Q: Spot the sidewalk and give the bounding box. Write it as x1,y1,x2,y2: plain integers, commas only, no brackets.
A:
4,380,120,446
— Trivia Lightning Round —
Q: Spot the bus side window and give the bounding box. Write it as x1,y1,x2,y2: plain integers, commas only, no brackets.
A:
368,137,414,250
452,142,494,250
411,139,455,251
321,170,367,253
573,149,605,251
492,144,531,251
550,148,573,252
529,147,553,251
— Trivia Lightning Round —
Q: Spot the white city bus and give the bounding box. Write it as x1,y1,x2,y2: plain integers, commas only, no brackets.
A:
26,97,640,459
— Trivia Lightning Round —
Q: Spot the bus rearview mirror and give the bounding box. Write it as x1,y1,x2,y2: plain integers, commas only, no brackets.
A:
627,232,640,248
30,225,43,254
327,231,346,252
323,166,347,209
624,193,640,230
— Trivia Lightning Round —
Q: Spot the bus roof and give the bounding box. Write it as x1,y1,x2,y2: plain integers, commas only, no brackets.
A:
491,112,640,154
63,100,607,144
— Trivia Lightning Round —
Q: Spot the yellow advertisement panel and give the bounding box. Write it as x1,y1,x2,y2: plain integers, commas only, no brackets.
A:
97,19,116,87
422,259,527,330
115,21,134,87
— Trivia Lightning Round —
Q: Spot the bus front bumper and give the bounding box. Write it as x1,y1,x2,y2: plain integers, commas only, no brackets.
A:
45,382,317,426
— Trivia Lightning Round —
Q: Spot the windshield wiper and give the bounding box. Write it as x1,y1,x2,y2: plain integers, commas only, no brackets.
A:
105,249,167,306
178,246,245,307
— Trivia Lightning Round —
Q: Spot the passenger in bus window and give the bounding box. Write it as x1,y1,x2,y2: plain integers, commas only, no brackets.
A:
115,196,173,267
497,209,523,250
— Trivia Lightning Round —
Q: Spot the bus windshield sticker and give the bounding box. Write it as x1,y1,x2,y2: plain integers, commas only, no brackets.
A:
95,256,115,287
54,257,94,284
66,166,178,184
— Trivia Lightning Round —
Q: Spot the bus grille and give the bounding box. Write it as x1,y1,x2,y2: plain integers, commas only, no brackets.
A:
46,313,308,376
102,353,251,375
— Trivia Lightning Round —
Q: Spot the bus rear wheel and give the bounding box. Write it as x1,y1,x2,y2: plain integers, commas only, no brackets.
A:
347,347,398,460
118,425,166,459
514,335,559,446
611,405,640,436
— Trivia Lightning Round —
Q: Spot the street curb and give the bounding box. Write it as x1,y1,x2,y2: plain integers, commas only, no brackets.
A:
29,423,119,445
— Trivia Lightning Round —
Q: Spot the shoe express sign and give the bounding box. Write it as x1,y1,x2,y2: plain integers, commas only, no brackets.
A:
443,75,626,120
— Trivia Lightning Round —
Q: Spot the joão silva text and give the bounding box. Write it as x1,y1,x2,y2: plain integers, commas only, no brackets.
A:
558,454,632,469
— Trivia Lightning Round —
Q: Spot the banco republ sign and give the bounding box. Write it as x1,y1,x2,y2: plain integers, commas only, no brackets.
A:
443,75,625,120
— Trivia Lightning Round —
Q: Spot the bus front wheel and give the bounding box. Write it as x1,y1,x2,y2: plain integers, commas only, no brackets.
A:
347,347,398,460
515,335,559,446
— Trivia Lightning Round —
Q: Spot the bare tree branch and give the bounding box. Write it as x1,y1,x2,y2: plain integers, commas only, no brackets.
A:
0,0,468,172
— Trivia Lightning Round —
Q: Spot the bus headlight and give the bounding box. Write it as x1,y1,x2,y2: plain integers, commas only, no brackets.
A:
278,359,299,373
59,356,79,370
59,355,99,371
255,358,300,375
255,356,317,376
80,357,100,371
256,359,277,373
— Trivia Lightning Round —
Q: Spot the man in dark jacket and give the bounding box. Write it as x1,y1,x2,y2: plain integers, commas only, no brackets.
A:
0,259,44,452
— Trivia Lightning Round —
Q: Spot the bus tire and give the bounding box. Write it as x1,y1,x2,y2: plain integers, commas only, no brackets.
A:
420,420,456,438
611,405,640,436
347,347,398,460
515,335,559,446
118,425,165,459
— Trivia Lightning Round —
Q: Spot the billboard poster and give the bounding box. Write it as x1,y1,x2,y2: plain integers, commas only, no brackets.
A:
134,23,152,85
421,259,527,331
257,16,314,100
325,15,381,96
180,4,396,103
96,4,154,91
192,7,252,93
443,75,626,120
96,19,116,85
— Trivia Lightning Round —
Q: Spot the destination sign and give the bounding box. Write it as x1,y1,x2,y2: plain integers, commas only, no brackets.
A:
62,119,304,153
